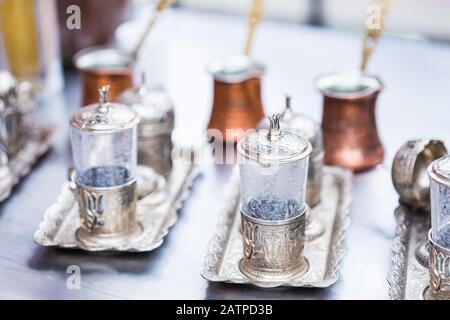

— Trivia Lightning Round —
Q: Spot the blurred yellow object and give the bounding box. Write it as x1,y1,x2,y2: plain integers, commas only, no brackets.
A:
0,0,62,97
0,0,40,78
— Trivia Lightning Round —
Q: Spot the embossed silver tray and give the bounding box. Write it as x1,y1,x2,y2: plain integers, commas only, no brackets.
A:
201,166,352,288
0,123,54,202
387,204,430,300
33,147,200,252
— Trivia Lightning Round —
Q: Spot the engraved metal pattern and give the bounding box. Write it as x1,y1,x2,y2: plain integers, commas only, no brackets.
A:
0,123,53,202
201,166,352,288
1,112,23,156
387,205,431,300
81,189,105,229
392,139,447,212
33,147,200,252
76,178,138,241
138,134,173,177
428,232,450,299
0,71,36,156
239,210,307,280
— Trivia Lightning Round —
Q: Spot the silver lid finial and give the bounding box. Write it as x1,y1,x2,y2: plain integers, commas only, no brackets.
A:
267,113,281,141
98,85,110,112
138,72,148,97
285,95,292,110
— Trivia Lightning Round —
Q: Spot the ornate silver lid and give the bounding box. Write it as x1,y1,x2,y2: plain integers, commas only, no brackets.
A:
118,74,174,135
0,70,17,111
429,156,450,187
208,55,265,83
0,70,36,115
259,96,323,158
238,114,312,164
70,86,139,132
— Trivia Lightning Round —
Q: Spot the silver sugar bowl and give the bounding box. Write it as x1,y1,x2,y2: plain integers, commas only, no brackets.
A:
237,114,312,281
118,75,174,177
70,86,141,250
0,70,36,156
426,156,450,299
259,97,324,240
259,96,323,208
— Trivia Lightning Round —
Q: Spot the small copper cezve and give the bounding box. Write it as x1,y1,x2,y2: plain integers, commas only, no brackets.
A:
317,72,384,171
207,55,265,143
74,47,134,106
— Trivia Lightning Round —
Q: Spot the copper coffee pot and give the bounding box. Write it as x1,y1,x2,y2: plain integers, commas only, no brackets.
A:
74,0,173,106
207,0,265,143
207,56,265,143
316,72,384,171
74,47,134,106
57,0,131,64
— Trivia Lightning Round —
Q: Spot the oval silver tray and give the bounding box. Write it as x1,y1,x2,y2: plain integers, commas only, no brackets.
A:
201,166,352,288
387,204,430,300
33,147,200,252
0,123,54,202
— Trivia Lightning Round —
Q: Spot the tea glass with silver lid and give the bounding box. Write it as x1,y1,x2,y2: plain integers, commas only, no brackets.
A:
426,156,450,299
118,74,174,177
259,97,324,240
0,70,36,156
237,114,312,281
69,85,140,250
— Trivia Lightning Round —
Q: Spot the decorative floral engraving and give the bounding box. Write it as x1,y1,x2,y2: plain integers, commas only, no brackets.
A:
429,240,450,295
81,189,104,230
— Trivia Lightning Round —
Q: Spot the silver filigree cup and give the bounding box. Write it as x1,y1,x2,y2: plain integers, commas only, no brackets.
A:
427,156,450,299
69,85,141,250
237,114,312,280
118,74,174,177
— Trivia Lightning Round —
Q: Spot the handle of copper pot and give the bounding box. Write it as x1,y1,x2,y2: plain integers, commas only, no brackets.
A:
16,81,37,115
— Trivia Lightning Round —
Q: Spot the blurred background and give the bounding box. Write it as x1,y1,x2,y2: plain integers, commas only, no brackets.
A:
179,0,450,41
1,0,448,145
1,0,448,97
